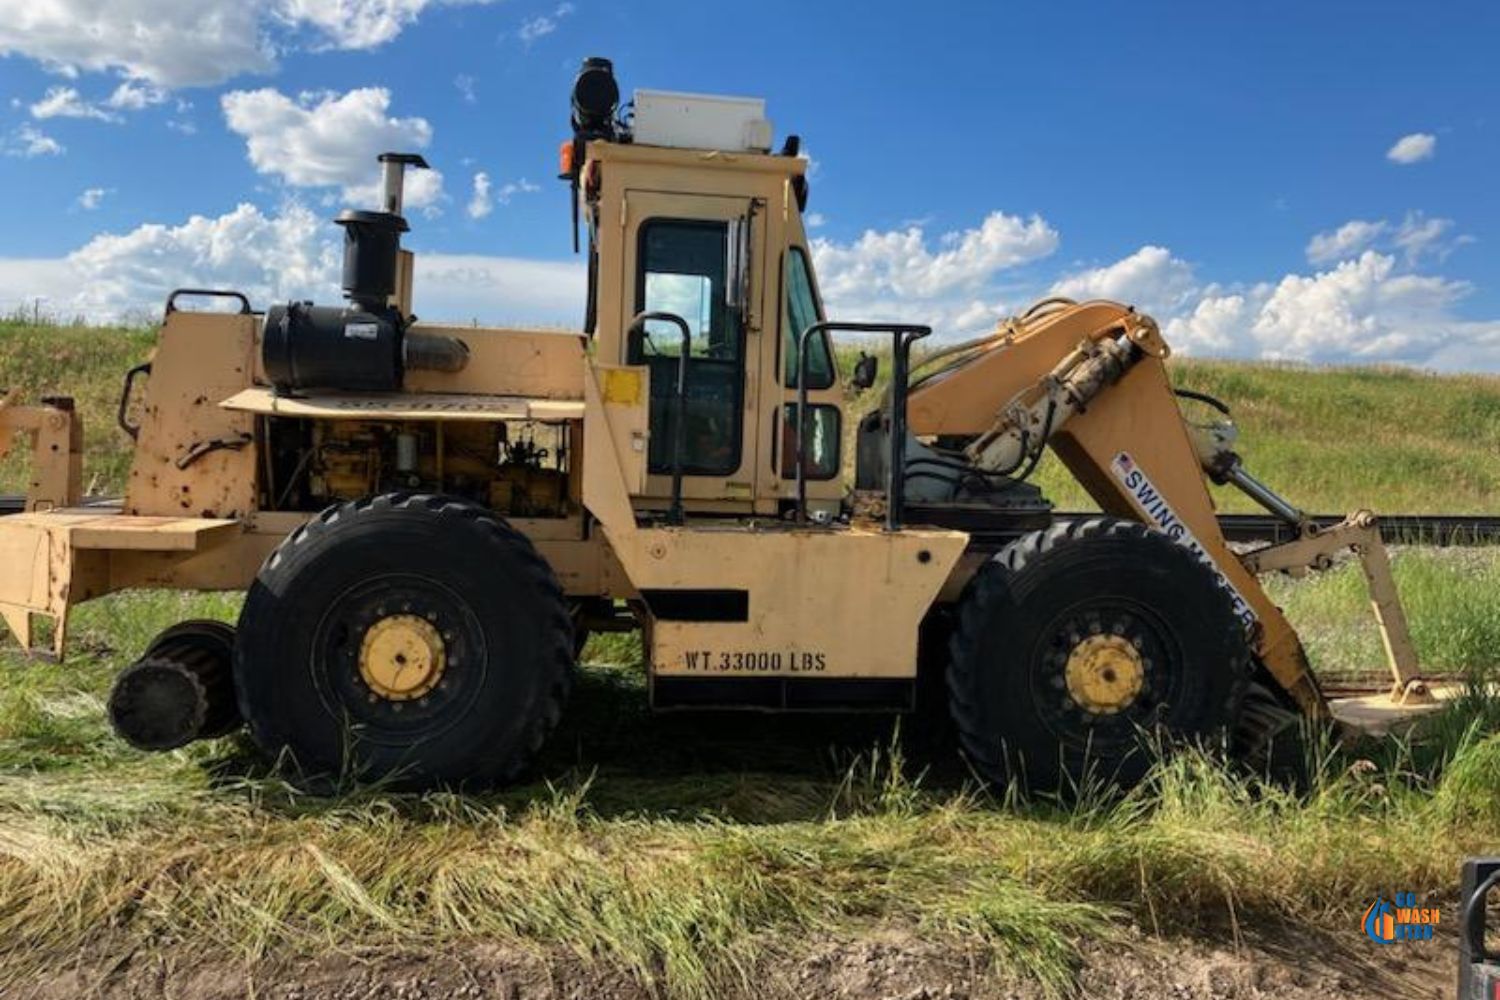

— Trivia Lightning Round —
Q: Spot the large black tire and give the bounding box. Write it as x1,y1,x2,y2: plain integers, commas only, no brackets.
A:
235,494,573,790
1234,675,1316,789
948,517,1252,794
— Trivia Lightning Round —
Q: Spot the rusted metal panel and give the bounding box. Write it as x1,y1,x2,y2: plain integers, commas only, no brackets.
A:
124,311,258,519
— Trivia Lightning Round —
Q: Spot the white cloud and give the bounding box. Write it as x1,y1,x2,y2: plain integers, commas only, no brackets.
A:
1387,132,1436,165
68,203,342,319
1162,290,1256,355
495,177,540,204
105,80,167,110
1307,213,1467,267
3,124,64,157
467,171,492,219
1306,219,1388,265
1160,251,1500,369
412,253,583,326
0,201,584,328
1050,245,1199,314
0,1,273,88
812,211,1058,307
516,2,574,44
275,0,497,51
465,172,540,220
0,202,339,321
30,86,119,122
221,87,443,209
0,0,499,89
75,187,110,210
804,212,826,229
804,205,1500,370
454,74,477,104
2,194,1497,371
1392,211,1470,264
807,212,1058,338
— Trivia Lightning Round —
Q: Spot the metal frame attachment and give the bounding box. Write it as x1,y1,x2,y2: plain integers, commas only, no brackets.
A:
627,311,691,526
1241,510,1430,705
165,289,253,316
795,321,931,530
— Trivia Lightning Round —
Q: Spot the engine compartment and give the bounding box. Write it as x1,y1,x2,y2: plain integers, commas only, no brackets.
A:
259,416,573,518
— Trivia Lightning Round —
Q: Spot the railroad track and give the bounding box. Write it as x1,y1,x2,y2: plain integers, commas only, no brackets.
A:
1062,512,1500,546
1210,512,1500,546
4,494,1498,545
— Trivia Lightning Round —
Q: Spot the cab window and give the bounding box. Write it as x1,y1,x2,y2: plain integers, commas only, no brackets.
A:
783,247,833,389
631,219,744,476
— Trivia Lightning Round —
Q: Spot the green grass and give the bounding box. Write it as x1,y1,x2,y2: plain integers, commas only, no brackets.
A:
1268,548,1500,679
0,318,156,494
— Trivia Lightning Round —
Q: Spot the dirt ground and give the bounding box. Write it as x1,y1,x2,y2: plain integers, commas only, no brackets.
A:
9,927,1455,1000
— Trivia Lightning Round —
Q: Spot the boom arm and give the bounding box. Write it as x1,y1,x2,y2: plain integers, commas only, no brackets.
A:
905,300,1422,717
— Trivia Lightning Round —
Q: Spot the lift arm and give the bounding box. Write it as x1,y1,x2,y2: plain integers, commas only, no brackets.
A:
903,299,1425,717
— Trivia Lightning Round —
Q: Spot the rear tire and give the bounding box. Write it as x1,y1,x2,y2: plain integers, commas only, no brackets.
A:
948,517,1251,794
1234,675,1316,789
234,494,573,790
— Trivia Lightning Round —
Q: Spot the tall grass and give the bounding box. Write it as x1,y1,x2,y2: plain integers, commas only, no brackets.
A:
0,319,156,494
1268,548,1500,678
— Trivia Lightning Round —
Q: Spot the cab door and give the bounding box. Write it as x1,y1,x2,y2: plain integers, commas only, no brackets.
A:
621,192,764,506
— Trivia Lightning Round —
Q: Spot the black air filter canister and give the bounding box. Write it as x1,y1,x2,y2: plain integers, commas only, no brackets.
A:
336,209,408,311
262,302,404,392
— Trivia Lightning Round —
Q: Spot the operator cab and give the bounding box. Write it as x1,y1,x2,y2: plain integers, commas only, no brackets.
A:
562,59,842,520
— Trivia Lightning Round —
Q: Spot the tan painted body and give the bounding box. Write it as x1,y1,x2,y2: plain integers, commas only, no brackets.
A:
0,136,1425,728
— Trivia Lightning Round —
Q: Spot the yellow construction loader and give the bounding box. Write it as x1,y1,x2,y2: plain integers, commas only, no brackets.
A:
0,58,1440,791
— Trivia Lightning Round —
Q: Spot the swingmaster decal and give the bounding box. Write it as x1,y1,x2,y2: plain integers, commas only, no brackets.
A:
1110,452,1257,629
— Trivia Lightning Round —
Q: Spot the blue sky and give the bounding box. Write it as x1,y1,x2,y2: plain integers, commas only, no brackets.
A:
0,1,1496,368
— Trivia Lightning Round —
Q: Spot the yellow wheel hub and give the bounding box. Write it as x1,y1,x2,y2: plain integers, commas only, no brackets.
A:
359,614,446,701
1064,634,1145,715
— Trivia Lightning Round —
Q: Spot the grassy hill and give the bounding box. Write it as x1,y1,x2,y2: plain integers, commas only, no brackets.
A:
1033,359,1500,513
6,318,1500,514
0,320,154,493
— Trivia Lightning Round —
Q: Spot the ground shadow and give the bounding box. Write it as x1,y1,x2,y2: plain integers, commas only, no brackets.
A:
201,659,975,822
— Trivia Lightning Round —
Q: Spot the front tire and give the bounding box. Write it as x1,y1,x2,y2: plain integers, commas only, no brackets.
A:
234,494,573,790
948,517,1251,794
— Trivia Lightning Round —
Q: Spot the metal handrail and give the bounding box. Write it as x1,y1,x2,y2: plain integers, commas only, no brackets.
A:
117,362,151,440
1464,868,1500,963
165,289,253,315
627,311,691,526
795,321,931,530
